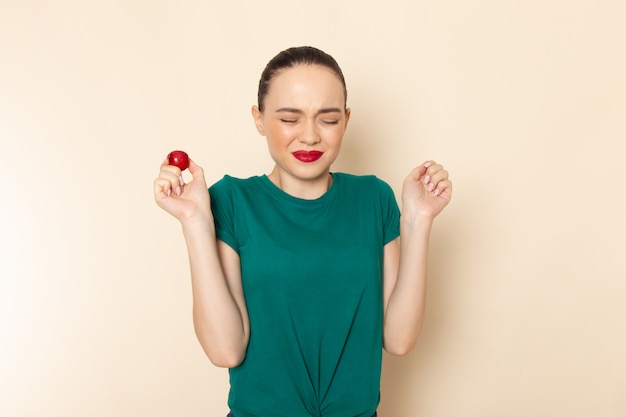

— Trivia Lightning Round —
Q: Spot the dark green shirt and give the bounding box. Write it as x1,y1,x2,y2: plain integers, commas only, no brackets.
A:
209,173,400,417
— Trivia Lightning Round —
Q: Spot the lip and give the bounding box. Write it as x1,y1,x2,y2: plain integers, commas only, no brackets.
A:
292,150,323,163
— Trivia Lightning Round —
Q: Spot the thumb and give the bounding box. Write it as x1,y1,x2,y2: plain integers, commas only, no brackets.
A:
188,159,206,181
406,162,429,183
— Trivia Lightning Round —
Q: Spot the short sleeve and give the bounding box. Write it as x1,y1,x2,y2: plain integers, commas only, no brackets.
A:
208,176,240,253
378,178,401,245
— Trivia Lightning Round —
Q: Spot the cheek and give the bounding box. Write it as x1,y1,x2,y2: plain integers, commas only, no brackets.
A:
266,124,296,144
323,127,345,145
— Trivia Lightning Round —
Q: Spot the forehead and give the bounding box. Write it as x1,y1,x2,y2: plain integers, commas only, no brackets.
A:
265,64,345,107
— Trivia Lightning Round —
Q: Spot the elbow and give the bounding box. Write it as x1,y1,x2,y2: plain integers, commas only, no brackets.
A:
383,322,423,356
383,339,417,356
193,317,249,368
195,329,247,368
207,350,246,368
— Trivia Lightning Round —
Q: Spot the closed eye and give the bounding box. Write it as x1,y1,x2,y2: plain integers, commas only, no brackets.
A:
280,119,298,123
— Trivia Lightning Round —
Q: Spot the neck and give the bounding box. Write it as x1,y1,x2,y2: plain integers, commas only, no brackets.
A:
267,169,333,200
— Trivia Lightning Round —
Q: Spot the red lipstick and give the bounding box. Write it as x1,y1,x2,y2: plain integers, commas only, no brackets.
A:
292,150,323,162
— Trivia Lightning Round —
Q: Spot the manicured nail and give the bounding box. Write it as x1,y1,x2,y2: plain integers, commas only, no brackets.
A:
424,161,432,168
428,182,435,191
179,176,184,186
435,188,441,196
167,188,171,197
423,175,430,184
176,186,181,196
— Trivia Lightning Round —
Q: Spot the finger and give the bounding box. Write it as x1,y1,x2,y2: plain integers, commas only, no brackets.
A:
156,164,183,197
406,163,429,183
160,159,182,177
423,162,442,176
154,177,175,199
433,179,453,197
428,168,449,188
159,166,182,188
421,163,443,187
188,159,204,178
188,159,208,186
160,156,187,187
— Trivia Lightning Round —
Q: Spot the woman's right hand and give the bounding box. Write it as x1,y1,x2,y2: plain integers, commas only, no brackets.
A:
153,158,212,223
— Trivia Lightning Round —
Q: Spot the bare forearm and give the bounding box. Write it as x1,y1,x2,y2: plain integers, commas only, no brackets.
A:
383,215,433,355
182,218,249,367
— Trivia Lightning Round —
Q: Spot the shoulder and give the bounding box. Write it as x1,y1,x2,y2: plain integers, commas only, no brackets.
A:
333,172,395,195
209,174,252,189
209,175,263,195
209,175,266,221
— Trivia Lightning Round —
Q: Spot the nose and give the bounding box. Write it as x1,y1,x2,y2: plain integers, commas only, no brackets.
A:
298,120,320,145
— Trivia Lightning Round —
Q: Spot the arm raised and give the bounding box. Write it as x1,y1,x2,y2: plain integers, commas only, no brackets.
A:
154,159,249,367
382,161,452,355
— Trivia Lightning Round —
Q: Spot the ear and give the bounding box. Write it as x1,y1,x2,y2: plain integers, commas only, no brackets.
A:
251,105,266,136
344,108,351,130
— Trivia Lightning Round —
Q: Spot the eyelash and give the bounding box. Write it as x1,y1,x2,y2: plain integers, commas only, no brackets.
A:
280,119,339,125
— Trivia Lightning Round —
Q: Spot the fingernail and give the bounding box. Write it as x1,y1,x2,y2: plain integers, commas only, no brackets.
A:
176,186,181,196
435,188,441,196
423,175,430,184
424,161,432,168
428,182,435,191
179,176,184,186
167,189,171,197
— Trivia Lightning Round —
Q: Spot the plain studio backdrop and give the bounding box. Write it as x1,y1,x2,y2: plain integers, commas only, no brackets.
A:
1,1,625,416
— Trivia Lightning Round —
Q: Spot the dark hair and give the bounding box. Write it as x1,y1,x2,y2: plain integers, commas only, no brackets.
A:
257,46,347,112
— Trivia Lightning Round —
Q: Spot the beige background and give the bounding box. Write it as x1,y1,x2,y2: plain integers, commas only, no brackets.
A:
1,1,625,416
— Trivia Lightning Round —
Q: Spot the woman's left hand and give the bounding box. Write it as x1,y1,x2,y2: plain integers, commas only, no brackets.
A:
402,161,452,220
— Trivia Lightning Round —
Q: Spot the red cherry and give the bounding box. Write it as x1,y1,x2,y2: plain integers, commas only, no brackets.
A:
167,150,189,171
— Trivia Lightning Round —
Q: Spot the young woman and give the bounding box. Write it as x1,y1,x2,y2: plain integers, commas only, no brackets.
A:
154,46,452,417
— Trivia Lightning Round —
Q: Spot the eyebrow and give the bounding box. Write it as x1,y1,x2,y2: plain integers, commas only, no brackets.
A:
275,107,343,115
